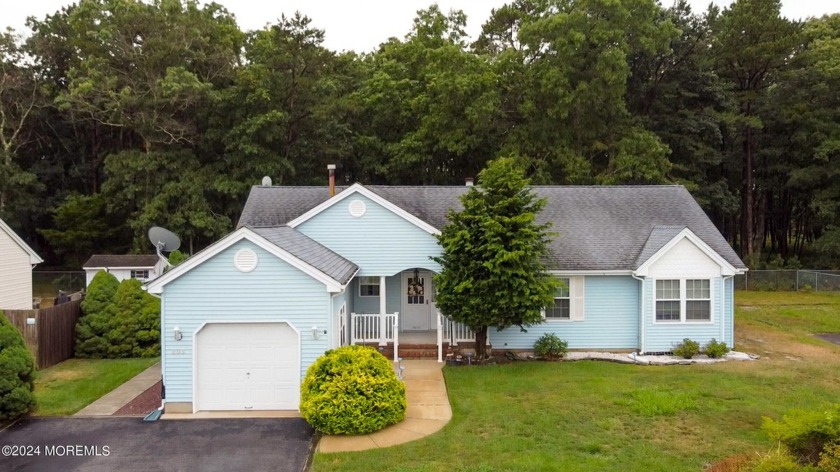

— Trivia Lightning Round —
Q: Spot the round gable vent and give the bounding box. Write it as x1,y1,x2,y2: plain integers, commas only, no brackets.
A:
234,248,258,273
348,199,367,218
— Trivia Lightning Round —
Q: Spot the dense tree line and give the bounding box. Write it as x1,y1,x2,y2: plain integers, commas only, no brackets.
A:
1,0,838,268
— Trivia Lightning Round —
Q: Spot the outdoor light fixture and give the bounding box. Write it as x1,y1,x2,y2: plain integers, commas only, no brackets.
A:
312,326,319,340
173,327,182,341
413,268,420,282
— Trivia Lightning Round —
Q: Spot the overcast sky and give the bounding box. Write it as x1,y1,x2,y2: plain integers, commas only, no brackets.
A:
4,0,838,53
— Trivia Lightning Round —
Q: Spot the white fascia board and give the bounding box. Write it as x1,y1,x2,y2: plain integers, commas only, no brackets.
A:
287,183,441,236
0,217,43,265
548,270,633,276
144,227,342,294
633,228,739,277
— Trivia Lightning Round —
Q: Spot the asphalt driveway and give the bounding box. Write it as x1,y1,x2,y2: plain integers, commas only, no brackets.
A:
1,417,316,472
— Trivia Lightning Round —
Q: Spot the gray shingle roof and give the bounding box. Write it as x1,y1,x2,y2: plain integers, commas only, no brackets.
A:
83,254,160,268
238,185,746,271
251,226,358,284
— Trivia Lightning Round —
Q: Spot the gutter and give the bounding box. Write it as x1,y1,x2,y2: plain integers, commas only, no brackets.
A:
631,274,645,354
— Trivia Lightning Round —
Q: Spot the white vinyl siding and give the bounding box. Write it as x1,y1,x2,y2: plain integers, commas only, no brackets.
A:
0,227,34,309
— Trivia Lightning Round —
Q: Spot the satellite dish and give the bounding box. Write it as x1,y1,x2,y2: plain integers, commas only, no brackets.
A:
148,226,181,253
148,226,181,269
261,176,272,186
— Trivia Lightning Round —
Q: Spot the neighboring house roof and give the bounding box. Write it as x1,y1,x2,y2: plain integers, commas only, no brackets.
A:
0,217,43,265
83,254,161,269
239,184,747,272
250,226,358,284
145,227,356,295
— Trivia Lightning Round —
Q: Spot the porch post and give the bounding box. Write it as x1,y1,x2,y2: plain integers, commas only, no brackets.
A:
379,276,387,346
437,311,443,363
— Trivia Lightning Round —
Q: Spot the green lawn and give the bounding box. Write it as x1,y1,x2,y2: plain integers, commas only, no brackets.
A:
33,358,159,416
314,291,840,472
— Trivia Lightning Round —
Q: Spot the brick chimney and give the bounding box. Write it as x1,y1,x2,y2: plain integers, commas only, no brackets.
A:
328,164,336,197
465,177,474,187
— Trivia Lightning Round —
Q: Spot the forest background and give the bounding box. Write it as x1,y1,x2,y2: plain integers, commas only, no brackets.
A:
2,0,839,269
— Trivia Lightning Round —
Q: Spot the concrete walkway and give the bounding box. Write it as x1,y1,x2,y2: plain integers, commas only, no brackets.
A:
74,362,161,416
317,360,452,453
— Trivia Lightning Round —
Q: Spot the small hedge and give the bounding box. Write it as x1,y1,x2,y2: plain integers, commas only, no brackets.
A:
703,339,730,359
0,312,36,420
534,333,568,359
300,345,406,435
672,338,700,359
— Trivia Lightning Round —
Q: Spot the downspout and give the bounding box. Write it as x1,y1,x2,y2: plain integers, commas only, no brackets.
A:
144,290,165,420
721,275,734,347
632,274,645,354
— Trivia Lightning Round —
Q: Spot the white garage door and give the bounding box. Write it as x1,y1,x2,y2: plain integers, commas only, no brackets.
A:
195,322,299,411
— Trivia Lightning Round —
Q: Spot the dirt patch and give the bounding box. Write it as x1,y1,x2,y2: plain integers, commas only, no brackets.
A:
48,371,85,382
816,333,840,346
113,380,162,417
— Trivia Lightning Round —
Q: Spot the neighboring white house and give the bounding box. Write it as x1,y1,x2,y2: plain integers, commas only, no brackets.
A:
0,218,43,310
83,255,165,287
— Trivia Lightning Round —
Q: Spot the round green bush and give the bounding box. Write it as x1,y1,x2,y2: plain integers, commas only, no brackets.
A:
533,333,568,359
672,338,700,359
703,339,730,359
300,345,406,435
0,312,36,420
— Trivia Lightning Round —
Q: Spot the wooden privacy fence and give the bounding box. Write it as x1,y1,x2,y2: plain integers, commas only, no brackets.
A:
2,299,82,369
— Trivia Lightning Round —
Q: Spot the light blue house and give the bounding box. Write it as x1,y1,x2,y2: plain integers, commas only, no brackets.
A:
145,181,746,413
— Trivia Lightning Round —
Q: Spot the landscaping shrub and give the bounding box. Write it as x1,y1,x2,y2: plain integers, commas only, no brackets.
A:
105,279,160,358
300,345,406,435
533,333,568,359
763,404,840,466
0,312,36,420
704,339,730,358
76,274,160,358
748,448,810,472
76,270,120,358
672,338,700,359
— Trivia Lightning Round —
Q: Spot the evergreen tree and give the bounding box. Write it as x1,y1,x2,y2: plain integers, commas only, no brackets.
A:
433,158,559,358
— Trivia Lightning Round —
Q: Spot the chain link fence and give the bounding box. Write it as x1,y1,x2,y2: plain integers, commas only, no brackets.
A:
734,270,840,291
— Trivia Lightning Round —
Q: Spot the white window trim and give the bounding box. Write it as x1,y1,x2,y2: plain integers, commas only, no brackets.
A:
358,276,380,297
542,276,585,322
653,278,714,324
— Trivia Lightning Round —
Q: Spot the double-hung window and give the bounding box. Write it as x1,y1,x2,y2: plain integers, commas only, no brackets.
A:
359,276,380,297
545,278,571,320
655,279,711,322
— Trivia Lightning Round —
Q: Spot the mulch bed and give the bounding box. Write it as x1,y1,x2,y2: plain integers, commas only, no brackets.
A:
112,380,162,417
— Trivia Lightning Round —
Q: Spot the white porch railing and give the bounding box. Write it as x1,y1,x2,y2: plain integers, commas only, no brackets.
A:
437,312,489,362
350,312,400,362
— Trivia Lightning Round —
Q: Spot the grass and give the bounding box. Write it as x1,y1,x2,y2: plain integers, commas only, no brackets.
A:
313,291,840,472
33,357,159,416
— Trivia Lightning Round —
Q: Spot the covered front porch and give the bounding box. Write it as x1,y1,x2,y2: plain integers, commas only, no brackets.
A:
342,268,484,361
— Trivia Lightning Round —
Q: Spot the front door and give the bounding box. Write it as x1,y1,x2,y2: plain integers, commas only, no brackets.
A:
402,271,432,331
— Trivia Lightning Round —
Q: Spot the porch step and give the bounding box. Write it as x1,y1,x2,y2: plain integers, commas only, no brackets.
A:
378,343,440,360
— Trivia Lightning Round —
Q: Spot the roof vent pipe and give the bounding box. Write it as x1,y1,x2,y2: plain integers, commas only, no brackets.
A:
328,164,336,197
465,177,474,187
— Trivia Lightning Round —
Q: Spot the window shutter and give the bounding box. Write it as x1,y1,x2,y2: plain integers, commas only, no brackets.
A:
571,276,585,321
